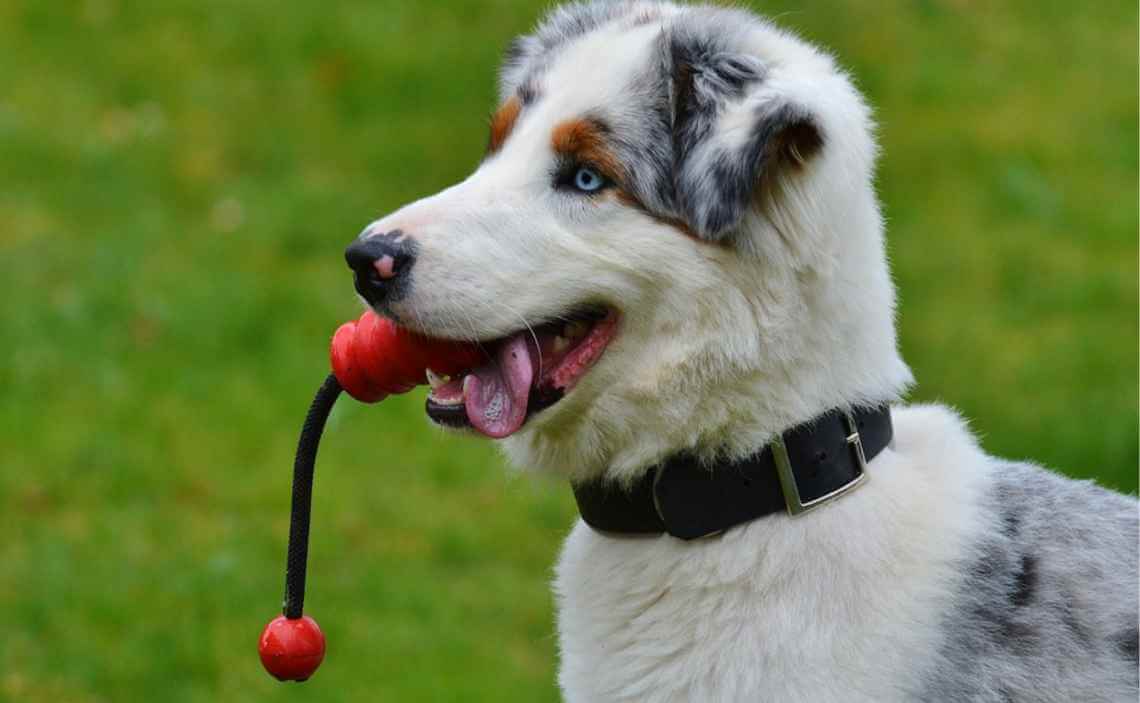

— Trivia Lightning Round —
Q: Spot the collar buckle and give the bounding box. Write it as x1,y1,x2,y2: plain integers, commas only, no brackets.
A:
771,410,869,517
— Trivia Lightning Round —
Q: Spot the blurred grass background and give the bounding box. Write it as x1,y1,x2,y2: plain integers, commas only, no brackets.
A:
1,0,1135,700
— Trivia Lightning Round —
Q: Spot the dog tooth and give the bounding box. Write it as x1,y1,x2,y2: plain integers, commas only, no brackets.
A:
553,335,570,353
565,320,588,339
426,368,446,390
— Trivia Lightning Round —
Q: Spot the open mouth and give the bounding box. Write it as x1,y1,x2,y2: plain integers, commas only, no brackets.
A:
424,307,619,438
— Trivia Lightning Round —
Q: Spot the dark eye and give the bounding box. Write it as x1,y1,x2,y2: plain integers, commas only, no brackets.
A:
572,166,606,193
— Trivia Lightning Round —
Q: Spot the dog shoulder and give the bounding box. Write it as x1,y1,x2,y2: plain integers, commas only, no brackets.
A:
916,447,1139,700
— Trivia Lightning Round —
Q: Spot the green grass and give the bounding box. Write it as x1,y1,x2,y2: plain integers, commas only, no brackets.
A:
1,1,1135,700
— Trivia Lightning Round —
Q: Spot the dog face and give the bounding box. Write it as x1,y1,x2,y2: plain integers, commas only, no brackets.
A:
347,1,911,480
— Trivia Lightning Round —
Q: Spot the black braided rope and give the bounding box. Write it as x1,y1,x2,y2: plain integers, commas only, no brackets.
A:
283,373,342,620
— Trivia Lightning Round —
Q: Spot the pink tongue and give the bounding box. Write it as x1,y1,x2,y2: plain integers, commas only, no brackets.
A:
464,333,534,438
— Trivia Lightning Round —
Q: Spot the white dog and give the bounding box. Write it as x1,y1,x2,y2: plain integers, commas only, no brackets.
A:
343,2,1139,700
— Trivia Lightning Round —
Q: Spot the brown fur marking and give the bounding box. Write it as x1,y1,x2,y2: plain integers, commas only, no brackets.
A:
550,118,625,183
487,96,522,154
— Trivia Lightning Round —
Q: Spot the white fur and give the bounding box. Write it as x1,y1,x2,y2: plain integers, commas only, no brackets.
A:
555,405,991,702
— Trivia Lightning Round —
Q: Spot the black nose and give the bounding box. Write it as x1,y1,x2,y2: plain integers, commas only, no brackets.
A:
344,230,416,307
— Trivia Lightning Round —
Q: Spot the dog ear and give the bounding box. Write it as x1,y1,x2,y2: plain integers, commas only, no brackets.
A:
668,36,824,241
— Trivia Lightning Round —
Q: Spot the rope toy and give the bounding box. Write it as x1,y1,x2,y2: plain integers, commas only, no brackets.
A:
258,311,480,682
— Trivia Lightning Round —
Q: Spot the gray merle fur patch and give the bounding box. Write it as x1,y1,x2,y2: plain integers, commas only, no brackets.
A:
916,462,1139,701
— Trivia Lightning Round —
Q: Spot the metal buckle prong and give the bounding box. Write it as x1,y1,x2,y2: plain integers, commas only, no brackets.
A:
844,410,869,475
772,411,869,517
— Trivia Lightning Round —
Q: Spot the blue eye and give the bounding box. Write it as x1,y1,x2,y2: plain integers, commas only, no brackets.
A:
573,166,606,193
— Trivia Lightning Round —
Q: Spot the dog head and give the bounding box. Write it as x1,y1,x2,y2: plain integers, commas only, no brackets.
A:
346,1,912,481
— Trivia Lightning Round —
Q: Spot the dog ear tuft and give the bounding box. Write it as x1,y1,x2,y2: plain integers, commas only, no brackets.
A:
499,35,542,101
669,36,825,241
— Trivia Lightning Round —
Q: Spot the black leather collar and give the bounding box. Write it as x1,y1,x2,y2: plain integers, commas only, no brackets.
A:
571,405,893,540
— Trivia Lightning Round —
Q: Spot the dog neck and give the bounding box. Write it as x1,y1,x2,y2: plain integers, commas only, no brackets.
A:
500,288,913,485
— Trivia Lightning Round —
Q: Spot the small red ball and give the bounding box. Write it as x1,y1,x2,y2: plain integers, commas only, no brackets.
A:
258,615,326,682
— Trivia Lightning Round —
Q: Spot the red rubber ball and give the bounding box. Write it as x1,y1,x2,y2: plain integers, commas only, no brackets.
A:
259,615,326,682
331,321,385,403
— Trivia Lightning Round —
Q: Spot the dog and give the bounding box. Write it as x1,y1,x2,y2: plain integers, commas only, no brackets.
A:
342,2,1139,700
